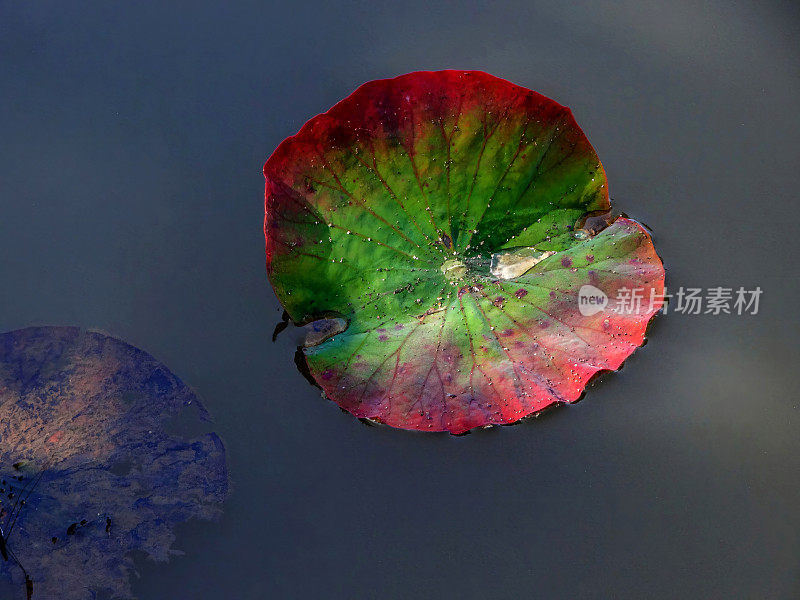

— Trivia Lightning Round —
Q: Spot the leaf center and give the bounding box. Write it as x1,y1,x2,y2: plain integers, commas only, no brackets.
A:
440,258,468,281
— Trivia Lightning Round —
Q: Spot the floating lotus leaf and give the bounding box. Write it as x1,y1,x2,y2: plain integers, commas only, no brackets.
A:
0,327,228,599
264,70,664,434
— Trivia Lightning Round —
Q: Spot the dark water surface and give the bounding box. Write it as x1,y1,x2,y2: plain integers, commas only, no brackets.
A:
2,1,799,598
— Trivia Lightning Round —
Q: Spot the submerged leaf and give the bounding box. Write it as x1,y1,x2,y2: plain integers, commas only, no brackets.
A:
0,327,228,599
264,70,664,433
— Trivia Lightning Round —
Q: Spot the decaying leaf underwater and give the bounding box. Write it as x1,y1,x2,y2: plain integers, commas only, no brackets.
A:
0,327,228,599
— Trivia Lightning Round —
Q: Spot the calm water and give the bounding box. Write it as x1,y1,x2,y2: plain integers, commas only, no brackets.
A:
2,1,799,598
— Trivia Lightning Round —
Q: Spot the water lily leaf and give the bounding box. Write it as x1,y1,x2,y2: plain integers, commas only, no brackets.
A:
0,327,228,599
264,70,664,434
